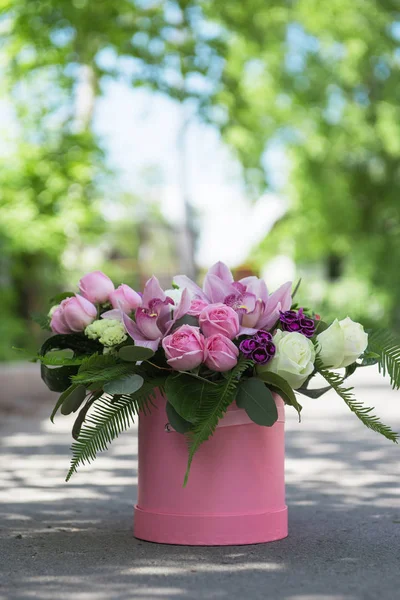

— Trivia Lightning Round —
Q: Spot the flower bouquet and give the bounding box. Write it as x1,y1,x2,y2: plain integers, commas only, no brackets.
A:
35,262,399,545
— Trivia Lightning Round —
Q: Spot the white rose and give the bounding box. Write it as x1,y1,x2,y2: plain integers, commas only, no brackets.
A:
164,288,185,310
257,330,316,390
317,317,368,369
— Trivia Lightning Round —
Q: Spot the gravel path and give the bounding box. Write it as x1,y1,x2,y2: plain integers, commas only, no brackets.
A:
0,364,399,600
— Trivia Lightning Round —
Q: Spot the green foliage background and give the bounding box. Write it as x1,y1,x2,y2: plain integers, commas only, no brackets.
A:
1,0,399,359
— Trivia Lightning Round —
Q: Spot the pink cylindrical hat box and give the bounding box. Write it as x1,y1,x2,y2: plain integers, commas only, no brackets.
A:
134,389,288,545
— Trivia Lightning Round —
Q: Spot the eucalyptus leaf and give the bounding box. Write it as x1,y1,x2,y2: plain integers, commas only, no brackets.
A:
118,345,155,362
103,374,144,395
166,402,193,434
61,385,87,415
236,378,278,427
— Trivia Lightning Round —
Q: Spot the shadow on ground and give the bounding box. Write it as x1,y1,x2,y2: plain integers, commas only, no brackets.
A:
0,368,399,600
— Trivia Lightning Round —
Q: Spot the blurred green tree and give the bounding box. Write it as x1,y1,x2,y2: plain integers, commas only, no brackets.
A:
209,0,400,327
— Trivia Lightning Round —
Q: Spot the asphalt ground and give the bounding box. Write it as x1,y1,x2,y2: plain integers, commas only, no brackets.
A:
0,364,399,600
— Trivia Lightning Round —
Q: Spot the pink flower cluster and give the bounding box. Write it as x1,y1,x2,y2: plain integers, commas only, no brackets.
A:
50,271,141,334
162,306,240,372
50,262,292,374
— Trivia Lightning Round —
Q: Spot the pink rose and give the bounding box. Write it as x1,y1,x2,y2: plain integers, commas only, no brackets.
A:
187,299,208,317
109,284,142,314
162,325,205,371
79,271,115,304
50,295,97,334
204,334,239,372
199,303,240,339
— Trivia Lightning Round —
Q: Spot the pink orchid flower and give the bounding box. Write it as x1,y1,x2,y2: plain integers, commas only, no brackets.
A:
105,276,192,352
174,261,292,335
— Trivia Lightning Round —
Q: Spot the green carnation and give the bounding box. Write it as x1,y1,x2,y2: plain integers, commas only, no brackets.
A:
85,319,127,347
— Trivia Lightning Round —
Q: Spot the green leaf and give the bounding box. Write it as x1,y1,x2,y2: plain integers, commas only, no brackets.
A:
314,320,329,335
40,334,102,357
165,374,213,422
257,371,302,416
61,384,87,415
236,378,278,426
72,392,102,440
31,312,51,331
118,345,155,362
292,277,302,299
166,402,193,433
49,291,76,304
297,386,331,399
41,363,79,392
50,384,78,422
103,374,144,395
72,354,132,386
344,362,358,379
37,349,85,367
171,314,199,331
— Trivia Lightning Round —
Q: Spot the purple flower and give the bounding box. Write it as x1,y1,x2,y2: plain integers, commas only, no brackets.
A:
239,330,276,365
279,308,316,338
239,338,258,354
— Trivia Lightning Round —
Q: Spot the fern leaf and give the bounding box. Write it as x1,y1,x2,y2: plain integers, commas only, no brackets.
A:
316,358,398,443
66,375,166,480
368,329,400,390
183,358,253,485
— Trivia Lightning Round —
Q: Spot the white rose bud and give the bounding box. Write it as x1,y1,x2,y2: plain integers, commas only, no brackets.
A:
257,330,316,390
317,317,368,369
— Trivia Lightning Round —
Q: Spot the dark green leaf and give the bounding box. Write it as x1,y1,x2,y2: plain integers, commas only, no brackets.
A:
72,393,101,440
292,278,302,299
118,345,155,362
165,373,213,423
344,362,358,379
297,386,331,398
61,384,87,415
40,334,102,357
166,402,193,433
171,314,199,332
236,378,278,426
103,374,144,395
41,363,80,392
51,384,78,422
257,371,302,415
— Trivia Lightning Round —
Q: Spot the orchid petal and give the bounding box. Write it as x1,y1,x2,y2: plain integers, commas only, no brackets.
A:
207,261,234,283
173,275,208,302
267,281,292,312
142,275,166,307
164,288,192,335
203,274,237,304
